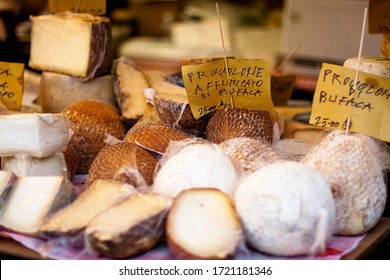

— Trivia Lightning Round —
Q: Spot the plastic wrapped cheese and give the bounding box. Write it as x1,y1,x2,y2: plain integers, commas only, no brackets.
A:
29,12,112,79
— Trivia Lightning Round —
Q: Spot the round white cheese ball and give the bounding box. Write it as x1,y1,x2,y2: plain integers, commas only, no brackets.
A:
234,160,336,257
153,143,237,197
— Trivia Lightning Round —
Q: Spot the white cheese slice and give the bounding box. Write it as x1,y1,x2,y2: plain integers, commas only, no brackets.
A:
0,170,16,211
0,176,78,235
0,113,70,158
1,153,68,179
29,12,112,79
40,72,117,113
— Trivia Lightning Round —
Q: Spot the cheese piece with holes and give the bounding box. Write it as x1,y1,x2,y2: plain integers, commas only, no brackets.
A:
29,12,112,79
0,176,78,235
40,71,117,113
0,113,70,158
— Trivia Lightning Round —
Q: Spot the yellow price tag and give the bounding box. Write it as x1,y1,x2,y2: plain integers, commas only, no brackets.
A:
49,0,106,16
0,61,24,111
182,58,273,119
310,63,390,142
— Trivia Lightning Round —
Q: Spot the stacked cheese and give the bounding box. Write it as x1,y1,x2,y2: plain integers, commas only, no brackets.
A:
29,12,116,113
0,114,79,235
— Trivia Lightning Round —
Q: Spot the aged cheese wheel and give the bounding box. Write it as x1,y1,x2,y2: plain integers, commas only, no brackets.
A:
166,188,243,260
40,179,135,241
302,130,387,235
112,57,150,122
124,125,191,155
40,71,117,113
219,137,281,174
86,192,172,259
343,56,390,78
86,142,157,188
234,161,336,257
153,91,208,135
29,12,112,79
62,100,126,174
153,142,237,197
205,109,274,144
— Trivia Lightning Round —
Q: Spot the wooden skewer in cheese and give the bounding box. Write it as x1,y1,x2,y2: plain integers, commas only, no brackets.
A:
29,12,112,79
40,180,135,241
85,192,172,259
0,113,70,158
302,130,387,235
0,176,78,235
62,100,126,174
166,188,243,260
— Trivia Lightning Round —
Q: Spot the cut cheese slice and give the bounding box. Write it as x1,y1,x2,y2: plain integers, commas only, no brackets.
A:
40,180,135,239
112,57,149,121
0,170,16,211
29,12,112,79
1,153,69,179
0,113,70,158
40,72,117,113
0,176,78,235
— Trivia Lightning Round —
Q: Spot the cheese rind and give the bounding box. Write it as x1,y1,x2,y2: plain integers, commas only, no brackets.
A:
0,113,70,158
0,176,78,235
40,72,117,113
0,170,16,211
29,12,112,79
1,153,69,179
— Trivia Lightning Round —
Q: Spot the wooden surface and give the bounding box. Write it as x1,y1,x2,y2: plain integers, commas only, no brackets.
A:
0,218,389,260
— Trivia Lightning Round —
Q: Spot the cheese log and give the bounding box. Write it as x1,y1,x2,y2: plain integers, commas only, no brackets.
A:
40,180,135,240
40,72,117,113
124,125,191,155
219,137,281,174
112,57,149,122
0,176,78,235
62,100,126,174
153,92,208,134
29,12,112,79
0,171,16,211
166,188,243,260
1,153,69,179
86,142,157,188
86,192,172,259
205,109,274,144
0,113,70,158
343,56,390,78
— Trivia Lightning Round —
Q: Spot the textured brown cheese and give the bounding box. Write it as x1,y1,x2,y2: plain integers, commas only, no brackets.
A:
112,57,150,122
40,71,117,113
29,12,112,79
86,192,172,259
86,142,157,188
62,100,126,174
205,109,274,144
124,125,191,155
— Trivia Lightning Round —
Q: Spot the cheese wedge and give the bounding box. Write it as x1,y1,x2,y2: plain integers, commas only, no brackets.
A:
29,12,112,79
113,57,149,121
0,171,16,211
1,153,69,179
40,180,135,239
40,72,117,113
0,113,70,158
0,176,78,235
